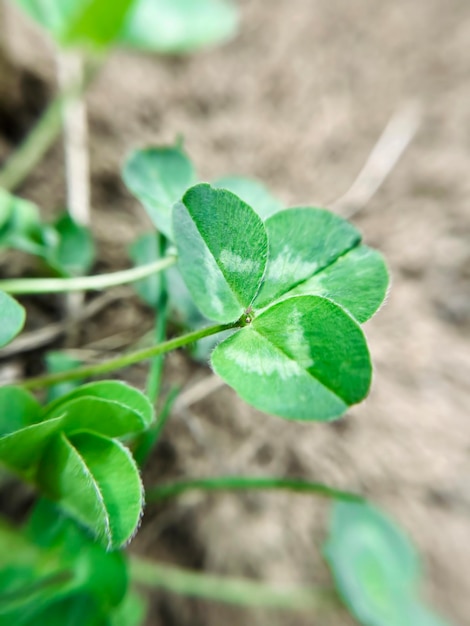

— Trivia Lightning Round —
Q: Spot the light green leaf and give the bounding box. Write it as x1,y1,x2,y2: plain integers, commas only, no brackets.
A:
38,432,143,549
214,176,283,220
0,188,41,247
284,246,389,323
254,207,361,308
174,183,268,323
61,0,135,48
212,296,371,421
49,213,95,277
129,233,162,308
0,417,63,480
123,145,196,240
110,592,147,626
0,386,41,436
0,290,26,347
14,0,135,48
324,501,420,626
44,381,154,436
13,0,84,41
120,0,238,54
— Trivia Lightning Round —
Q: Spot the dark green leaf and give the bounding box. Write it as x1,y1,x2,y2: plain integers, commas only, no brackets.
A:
27,499,128,607
120,0,238,53
212,296,371,421
0,291,26,347
123,145,196,239
0,386,41,436
174,183,268,323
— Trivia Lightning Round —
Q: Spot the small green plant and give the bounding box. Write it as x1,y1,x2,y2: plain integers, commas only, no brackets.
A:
0,3,453,625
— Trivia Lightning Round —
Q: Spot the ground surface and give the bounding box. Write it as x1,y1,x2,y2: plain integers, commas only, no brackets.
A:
1,1,469,625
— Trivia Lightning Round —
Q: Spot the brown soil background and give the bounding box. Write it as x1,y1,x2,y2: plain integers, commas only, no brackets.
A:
1,1,470,625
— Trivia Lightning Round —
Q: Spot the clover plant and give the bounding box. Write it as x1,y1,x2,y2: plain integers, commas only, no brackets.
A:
0,3,452,624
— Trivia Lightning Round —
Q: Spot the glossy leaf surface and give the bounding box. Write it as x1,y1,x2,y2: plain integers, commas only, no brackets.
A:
123,145,196,240
174,183,268,323
212,296,371,420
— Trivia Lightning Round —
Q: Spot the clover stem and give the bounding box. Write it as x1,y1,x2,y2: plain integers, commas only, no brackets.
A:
19,322,237,390
0,256,176,294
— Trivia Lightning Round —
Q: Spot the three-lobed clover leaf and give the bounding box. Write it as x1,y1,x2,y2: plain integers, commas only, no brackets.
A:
0,381,153,549
172,183,389,421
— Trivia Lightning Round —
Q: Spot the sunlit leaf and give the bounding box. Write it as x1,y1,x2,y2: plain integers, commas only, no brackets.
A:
123,145,196,240
212,296,371,421
174,183,268,323
120,0,238,54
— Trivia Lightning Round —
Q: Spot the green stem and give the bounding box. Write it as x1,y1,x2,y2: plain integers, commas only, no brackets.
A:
134,386,180,467
20,322,235,390
0,95,64,191
0,58,99,192
145,235,168,401
130,557,335,611
147,476,363,504
0,256,176,294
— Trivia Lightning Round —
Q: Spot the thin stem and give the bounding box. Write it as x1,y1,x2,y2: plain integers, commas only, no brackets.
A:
134,386,180,467
57,51,90,227
130,557,335,612
145,235,168,402
0,59,99,192
147,476,363,504
0,256,176,294
19,323,235,390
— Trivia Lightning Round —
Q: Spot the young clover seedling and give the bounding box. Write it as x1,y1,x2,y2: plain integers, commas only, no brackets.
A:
173,183,389,421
